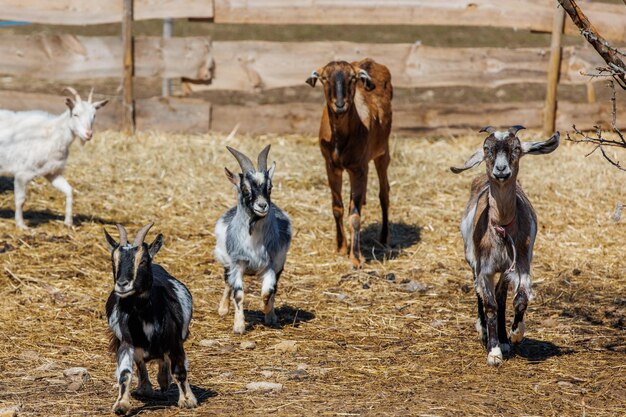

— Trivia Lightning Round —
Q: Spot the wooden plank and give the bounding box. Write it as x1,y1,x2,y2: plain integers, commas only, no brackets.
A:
187,41,603,92
210,101,626,136
0,0,214,25
122,0,134,133
0,91,211,133
0,35,213,81
213,0,626,42
0,90,620,135
544,2,566,136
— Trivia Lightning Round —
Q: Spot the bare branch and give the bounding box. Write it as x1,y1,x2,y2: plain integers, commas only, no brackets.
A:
558,0,626,88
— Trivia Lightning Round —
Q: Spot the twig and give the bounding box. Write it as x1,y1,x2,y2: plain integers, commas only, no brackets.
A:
565,81,626,170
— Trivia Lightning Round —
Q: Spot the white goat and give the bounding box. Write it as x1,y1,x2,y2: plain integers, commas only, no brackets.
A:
0,87,108,228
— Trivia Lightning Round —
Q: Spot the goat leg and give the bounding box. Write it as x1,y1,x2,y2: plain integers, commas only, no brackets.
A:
46,174,73,227
496,275,511,356
479,274,503,366
113,344,134,415
325,162,347,254
171,349,197,409
13,174,31,229
374,153,391,246
218,267,231,317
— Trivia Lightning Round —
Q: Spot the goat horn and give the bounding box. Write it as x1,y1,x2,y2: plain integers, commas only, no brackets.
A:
508,125,526,136
116,224,128,246
63,86,81,102
479,126,496,134
133,222,154,247
226,146,255,173
87,87,94,103
257,144,271,172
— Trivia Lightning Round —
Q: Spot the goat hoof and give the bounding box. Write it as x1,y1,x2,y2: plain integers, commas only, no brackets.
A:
510,322,526,344
264,311,278,326
486,346,503,367
64,218,73,227
112,399,131,415
217,305,229,317
134,384,155,398
16,222,28,230
178,394,198,409
350,258,363,270
233,323,246,335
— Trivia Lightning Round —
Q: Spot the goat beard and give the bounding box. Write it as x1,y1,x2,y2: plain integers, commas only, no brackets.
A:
248,214,262,235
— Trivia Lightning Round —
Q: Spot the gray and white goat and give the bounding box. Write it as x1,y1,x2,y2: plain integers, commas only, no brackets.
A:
214,145,292,334
451,126,559,366
0,87,108,228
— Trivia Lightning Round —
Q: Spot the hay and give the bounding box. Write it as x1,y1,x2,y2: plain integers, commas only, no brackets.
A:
0,131,623,416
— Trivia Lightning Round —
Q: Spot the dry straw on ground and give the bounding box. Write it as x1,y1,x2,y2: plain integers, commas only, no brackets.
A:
0,131,623,416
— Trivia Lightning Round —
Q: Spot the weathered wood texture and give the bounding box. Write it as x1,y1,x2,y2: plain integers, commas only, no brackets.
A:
1,90,621,135
213,0,626,42
186,41,604,92
544,1,566,136
0,91,211,133
0,0,214,24
0,35,213,81
212,101,626,136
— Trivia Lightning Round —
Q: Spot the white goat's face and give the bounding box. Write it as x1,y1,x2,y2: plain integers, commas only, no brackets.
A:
65,89,108,142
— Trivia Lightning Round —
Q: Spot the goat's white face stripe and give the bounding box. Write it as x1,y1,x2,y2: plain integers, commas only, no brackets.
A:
252,172,265,185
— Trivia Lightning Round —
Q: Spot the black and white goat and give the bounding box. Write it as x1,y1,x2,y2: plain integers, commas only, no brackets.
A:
214,145,292,334
104,223,197,414
451,126,559,366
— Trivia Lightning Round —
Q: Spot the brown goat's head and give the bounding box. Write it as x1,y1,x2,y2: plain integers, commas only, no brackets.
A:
306,61,375,115
450,126,560,184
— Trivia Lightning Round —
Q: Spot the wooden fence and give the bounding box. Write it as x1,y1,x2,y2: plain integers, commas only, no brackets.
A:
0,0,624,134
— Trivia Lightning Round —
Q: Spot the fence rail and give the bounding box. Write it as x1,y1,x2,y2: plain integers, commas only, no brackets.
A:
5,0,621,41
0,35,213,81
185,41,604,92
0,0,624,134
1,0,214,24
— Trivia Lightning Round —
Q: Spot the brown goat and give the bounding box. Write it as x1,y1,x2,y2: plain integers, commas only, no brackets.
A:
451,126,560,366
306,58,393,268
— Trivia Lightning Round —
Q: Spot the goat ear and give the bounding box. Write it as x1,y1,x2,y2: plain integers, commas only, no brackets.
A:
358,69,375,91
450,149,485,174
148,233,163,258
268,161,276,179
225,167,240,187
65,98,75,111
306,70,320,87
522,132,560,156
103,228,118,251
93,99,108,110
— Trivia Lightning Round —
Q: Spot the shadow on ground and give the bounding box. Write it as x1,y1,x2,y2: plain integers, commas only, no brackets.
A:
514,338,574,363
244,304,315,331
0,208,114,227
361,222,421,262
0,176,12,193
127,384,216,416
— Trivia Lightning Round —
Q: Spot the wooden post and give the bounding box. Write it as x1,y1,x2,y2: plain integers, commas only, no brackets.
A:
543,2,566,136
122,0,135,133
162,18,173,97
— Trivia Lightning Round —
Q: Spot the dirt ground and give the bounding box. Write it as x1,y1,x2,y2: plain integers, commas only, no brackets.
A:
0,131,624,416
